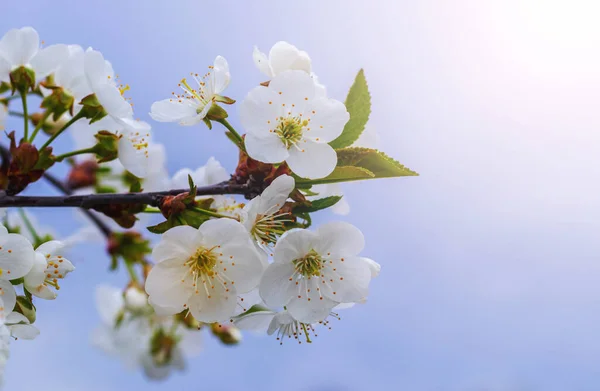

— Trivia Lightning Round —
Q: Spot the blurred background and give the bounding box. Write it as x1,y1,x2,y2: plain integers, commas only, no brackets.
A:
3,0,600,390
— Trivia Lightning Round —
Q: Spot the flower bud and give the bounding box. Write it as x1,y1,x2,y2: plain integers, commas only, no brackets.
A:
124,286,148,310
211,323,242,345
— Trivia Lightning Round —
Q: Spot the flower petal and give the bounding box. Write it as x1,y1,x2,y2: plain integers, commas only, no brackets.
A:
152,225,199,263
145,258,192,310
0,232,35,280
269,42,311,75
304,98,349,142
268,70,315,112
286,295,337,324
10,324,39,340
245,132,289,164
95,285,124,325
240,85,281,135
255,174,295,215
118,134,148,178
0,280,16,314
361,257,381,278
31,44,69,80
314,221,365,256
94,83,133,119
273,229,317,264
252,46,273,77
211,55,230,95
286,140,337,179
35,240,64,256
233,310,276,333
149,98,199,124
321,255,371,303
214,243,264,294
259,262,296,307
84,48,108,86
188,278,237,323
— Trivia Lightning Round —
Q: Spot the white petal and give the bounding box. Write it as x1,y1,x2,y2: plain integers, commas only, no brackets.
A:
84,48,108,86
23,252,47,290
31,44,69,80
321,255,371,303
152,225,198,263
118,135,148,178
304,98,349,142
0,232,35,280
255,174,295,215
314,221,365,256
214,243,264,293
188,279,237,323
95,285,124,325
148,297,181,316
273,229,317,264
35,240,64,256
286,295,337,324
233,310,276,333
13,27,39,66
145,258,192,310
196,218,248,249
252,46,273,77
5,312,28,325
244,133,289,164
202,156,230,185
0,28,24,66
10,324,39,340
0,281,16,314
211,55,230,95
94,83,133,119
239,85,281,135
0,55,11,82
258,262,296,307
361,257,381,278
269,42,311,75
286,140,337,179
268,70,316,113
150,99,199,124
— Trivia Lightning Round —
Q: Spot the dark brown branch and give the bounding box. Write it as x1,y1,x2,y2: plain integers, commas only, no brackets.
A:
42,171,113,238
0,182,249,209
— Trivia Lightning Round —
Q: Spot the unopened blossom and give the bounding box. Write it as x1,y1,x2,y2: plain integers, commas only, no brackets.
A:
241,174,295,251
24,240,74,300
150,56,230,126
253,41,326,96
84,48,133,121
253,41,311,78
0,225,35,280
259,222,377,323
241,70,349,179
0,26,68,83
145,219,265,323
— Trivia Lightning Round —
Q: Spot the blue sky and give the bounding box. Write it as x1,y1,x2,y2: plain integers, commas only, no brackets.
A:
3,0,600,390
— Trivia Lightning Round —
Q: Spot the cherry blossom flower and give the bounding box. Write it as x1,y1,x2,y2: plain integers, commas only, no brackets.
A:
253,41,311,78
24,240,75,300
259,222,378,323
84,47,133,121
0,26,68,83
0,225,35,280
240,70,349,179
240,174,295,251
150,56,230,126
145,219,265,323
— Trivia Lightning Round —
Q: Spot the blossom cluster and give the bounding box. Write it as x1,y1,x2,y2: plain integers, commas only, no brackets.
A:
0,26,417,386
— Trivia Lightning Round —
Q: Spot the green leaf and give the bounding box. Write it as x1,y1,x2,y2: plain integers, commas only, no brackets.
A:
295,166,375,187
147,218,177,234
336,147,418,178
293,196,342,214
329,69,371,149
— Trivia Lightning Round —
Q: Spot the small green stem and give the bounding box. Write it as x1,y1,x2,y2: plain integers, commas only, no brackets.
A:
20,91,29,140
217,119,244,148
192,206,233,219
142,207,162,214
8,110,24,118
55,147,97,162
17,208,41,245
125,261,139,285
29,110,52,143
41,111,85,150
301,323,312,343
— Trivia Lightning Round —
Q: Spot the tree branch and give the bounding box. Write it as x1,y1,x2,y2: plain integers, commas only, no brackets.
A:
0,182,249,208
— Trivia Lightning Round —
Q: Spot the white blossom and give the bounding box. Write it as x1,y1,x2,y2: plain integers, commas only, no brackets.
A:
150,56,230,126
259,222,378,323
0,225,35,280
0,26,68,83
169,156,229,189
240,70,349,179
240,174,295,251
24,240,74,300
145,219,265,323
43,44,91,103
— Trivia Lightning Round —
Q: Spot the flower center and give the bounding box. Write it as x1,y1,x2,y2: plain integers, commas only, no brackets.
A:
275,117,307,149
178,75,213,114
293,249,324,278
251,212,291,248
186,246,218,277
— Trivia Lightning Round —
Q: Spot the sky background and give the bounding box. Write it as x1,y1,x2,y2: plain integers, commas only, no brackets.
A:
2,0,600,390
